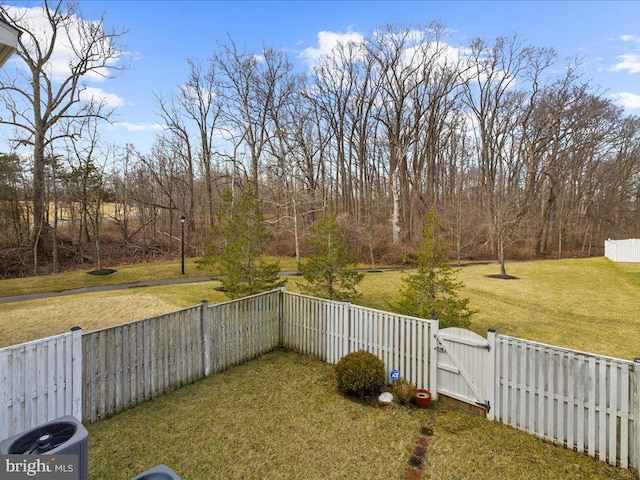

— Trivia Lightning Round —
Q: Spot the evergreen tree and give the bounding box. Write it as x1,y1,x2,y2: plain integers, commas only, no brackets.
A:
393,208,475,328
204,188,285,299
299,213,364,301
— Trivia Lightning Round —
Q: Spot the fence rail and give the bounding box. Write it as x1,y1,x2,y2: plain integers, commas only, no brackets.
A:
1,288,638,475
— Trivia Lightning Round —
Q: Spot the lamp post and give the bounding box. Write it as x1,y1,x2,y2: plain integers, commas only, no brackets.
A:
180,214,186,275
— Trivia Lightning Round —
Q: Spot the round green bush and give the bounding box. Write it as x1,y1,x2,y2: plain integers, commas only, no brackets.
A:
335,350,386,398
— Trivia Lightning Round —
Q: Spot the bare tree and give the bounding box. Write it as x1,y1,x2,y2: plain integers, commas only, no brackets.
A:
214,39,296,196
0,0,126,272
62,122,110,271
367,22,455,244
463,35,544,275
156,57,221,229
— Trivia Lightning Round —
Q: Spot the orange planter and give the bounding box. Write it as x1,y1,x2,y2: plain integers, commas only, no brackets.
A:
414,389,432,408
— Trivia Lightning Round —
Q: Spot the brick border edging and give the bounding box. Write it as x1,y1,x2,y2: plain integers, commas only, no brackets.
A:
404,424,434,479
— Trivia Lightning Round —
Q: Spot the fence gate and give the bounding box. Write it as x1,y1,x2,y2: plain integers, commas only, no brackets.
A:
435,327,493,414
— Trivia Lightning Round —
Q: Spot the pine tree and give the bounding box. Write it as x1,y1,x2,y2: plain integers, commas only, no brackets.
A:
393,208,475,328
299,213,364,301
204,188,285,299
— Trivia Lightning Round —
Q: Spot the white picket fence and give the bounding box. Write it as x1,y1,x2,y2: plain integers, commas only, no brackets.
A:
1,288,638,475
605,238,640,262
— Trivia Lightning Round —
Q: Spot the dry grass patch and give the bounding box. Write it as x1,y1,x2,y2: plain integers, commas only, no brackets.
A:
87,351,427,480
0,257,300,299
86,351,635,480
425,405,637,480
0,259,206,298
0,281,228,348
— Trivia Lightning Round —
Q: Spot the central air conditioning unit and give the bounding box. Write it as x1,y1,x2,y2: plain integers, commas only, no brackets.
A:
131,463,182,480
0,415,89,480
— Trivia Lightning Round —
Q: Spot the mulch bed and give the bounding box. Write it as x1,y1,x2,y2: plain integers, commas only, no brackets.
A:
486,274,519,280
87,269,117,276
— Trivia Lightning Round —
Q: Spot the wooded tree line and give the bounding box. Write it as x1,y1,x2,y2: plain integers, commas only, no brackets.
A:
0,3,639,277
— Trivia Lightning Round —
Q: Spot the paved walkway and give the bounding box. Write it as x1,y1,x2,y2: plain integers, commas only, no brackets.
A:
0,276,218,304
0,267,415,305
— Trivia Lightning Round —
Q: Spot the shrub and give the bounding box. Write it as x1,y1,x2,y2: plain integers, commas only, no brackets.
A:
335,350,386,399
391,378,417,405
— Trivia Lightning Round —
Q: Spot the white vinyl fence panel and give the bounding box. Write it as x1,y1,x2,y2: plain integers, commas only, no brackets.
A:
280,292,438,393
206,290,280,374
605,239,640,262
0,329,82,439
82,305,205,422
493,335,639,469
280,292,346,362
82,291,282,422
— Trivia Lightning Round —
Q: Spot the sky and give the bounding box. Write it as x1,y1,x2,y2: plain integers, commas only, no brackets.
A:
3,0,640,154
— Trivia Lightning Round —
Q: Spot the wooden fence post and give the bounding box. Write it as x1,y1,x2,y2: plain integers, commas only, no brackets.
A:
70,326,83,422
634,358,640,474
201,301,210,377
429,317,439,401
486,329,497,422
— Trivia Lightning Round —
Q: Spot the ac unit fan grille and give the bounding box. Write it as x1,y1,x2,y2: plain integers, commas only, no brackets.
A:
8,422,77,454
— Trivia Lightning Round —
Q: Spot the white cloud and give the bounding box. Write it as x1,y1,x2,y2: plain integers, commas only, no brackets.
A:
299,30,365,66
609,54,640,74
620,34,640,43
611,92,640,109
110,122,164,132
79,87,125,107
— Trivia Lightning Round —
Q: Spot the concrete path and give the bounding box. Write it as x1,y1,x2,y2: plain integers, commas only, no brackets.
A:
0,267,413,305
0,276,218,304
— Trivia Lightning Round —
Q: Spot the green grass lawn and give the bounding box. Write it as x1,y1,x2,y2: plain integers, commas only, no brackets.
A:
459,258,640,359
87,350,636,480
1,257,639,359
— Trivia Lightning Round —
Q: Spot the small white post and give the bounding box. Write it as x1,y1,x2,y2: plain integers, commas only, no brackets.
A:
278,286,286,347
70,326,83,422
633,358,640,473
343,301,351,357
486,329,497,421
429,317,439,401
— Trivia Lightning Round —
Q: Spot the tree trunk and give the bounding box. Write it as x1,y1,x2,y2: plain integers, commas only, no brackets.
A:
32,133,48,274
391,167,402,244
